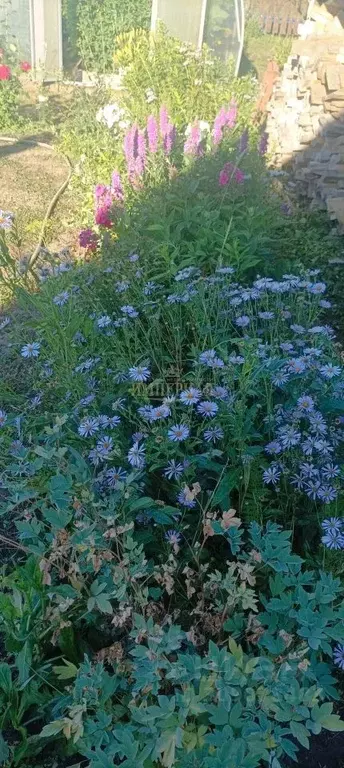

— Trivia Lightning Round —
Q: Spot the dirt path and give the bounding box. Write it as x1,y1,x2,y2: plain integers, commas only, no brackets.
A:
0,137,80,255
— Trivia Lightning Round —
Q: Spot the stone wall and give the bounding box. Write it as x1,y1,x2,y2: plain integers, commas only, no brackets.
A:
266,0,344,227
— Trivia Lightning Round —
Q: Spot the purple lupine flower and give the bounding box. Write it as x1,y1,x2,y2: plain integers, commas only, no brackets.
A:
258,132,269,156
111,171,124,202
124,124,139,181
184,121,202,156
94,183,108,201
136,129,146,176
226,101,237,128
164,123,176,155
238,129,249,154
147,115,158,153
159,105,169,138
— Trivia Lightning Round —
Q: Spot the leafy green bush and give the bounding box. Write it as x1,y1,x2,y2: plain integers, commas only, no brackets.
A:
115,27,257,128
76,0,152,73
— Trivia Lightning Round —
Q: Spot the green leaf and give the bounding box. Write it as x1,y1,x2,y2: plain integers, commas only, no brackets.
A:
43,506,72,529
40,720,65,738
0,732,9,765
96,594,113,614
16,642,32,686
290,721,310,749
319,715,344,732
53,659,78,680
0,664,12,695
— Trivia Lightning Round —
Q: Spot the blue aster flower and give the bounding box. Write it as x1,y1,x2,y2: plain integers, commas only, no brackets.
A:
308,282,326,295
78,417,100,437
209,386,229,400
197,401,218,418
128,441,146,468
177,488,197,508
321,530,344,550
165,530,182,545
204,426,224,442
235,315,250,328
297,395,315,412
322,464,340,481
96,435,113,458
150,405,171,420
164,460,185,480
265,440,282,455
228,355,245,365
263,465,281,485
180,388,202,406
53,290,70,306
106,467,127,487
277,425,301,449
318,486,338,504
168,424,190,442
129,366,151,382
258,311,274,320
287,358,306,374
97,315,112,328
21,342,40,358
319,364,341,379
333,644,344,670
121,305,139,318
305,480,322,500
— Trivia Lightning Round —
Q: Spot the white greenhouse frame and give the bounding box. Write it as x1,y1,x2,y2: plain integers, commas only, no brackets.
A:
151,0,245,75
29,0,63,75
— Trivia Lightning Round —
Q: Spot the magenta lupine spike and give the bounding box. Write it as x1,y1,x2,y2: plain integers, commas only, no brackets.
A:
159,106,169,138
212,107,226,146
184,121,201,156
94,183,109,202
124,124,140,181
111,171,124,202
226,101,237,129
258,131,269,156
163,123,176,155
147,115,158,153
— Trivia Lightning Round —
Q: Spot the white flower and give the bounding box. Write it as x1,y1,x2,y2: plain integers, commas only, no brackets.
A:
146,88,157,103
96,103,128,130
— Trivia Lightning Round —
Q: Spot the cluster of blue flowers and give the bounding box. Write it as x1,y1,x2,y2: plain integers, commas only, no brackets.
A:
1,259,343,534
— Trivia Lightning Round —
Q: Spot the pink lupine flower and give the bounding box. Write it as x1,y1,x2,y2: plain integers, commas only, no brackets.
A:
226,101,237,129
147,115,158,153
212,107,227,145
218,162,244,187
111,171,124,202
164,123,176,155
184,121,202,156
159,106,169,138
95,206,112,228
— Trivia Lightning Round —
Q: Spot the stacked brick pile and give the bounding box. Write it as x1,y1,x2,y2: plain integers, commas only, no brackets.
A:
266,0,344,227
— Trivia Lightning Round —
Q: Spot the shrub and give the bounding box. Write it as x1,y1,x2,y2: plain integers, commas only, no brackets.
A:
115,27,257,128
76,0,152,73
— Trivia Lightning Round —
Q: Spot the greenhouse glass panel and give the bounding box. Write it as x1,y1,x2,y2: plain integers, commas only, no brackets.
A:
0,0,31,59
151,0,244,71
204,0,241,62
152,0,204,46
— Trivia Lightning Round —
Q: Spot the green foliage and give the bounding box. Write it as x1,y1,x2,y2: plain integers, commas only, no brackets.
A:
76,0,152,73
115,26,257,128
0,71,21,131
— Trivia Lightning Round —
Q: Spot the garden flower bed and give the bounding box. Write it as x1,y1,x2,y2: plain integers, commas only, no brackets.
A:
0,24,344,768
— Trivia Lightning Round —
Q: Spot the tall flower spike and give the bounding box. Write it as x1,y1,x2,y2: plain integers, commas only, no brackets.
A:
147,115,158,153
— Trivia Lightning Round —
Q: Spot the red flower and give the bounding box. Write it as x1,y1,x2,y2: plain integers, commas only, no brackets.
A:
0,65,11,81
20,61,31,72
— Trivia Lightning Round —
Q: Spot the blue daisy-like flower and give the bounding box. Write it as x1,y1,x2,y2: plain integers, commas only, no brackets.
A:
319,364,341,379
168,424,190,442
164,460,185,480
204,426,224,442
21,342,41,358
333,644,344,670
165,529,182,545
197,401,218,418
263,465,281,485
297,395,315,412
321,530,344,550
180,388,201,406
128,441,146,468
128,366,151,382
177,488,197,508
78,417,100,437
106,467,127,487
